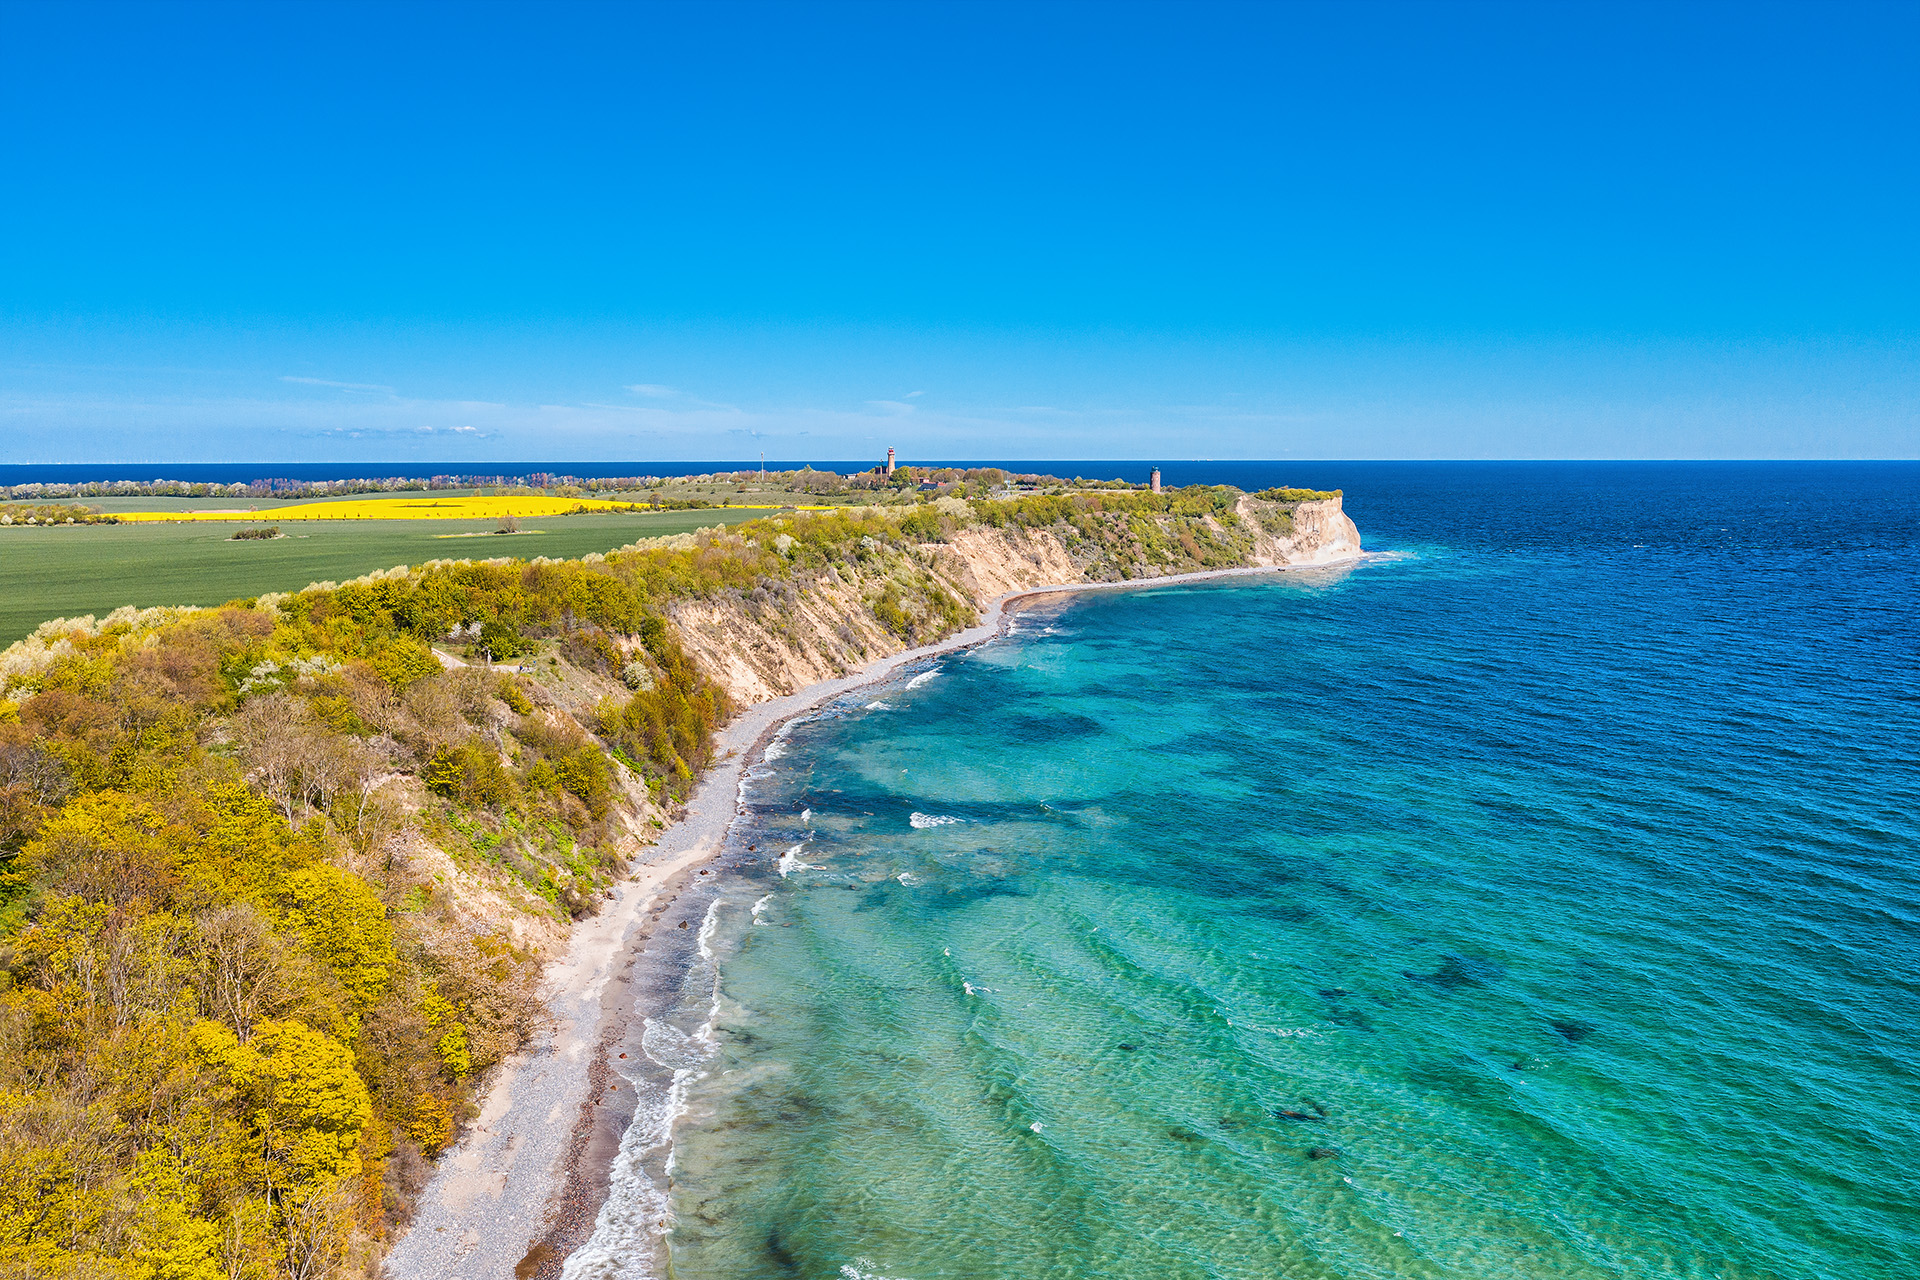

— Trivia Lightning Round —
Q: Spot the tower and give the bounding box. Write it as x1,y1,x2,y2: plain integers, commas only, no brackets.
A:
1150,467,1162,494
886,447,896,476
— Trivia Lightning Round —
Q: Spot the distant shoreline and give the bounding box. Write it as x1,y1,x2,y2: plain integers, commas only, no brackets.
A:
383,550,1362,1279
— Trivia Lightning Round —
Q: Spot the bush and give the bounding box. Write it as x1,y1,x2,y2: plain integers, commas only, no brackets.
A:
362,635,441,692
477,618,526,661
423,740,513,808
496,680,534,715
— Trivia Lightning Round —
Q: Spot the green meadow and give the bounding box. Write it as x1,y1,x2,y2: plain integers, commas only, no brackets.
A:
0,508,760,645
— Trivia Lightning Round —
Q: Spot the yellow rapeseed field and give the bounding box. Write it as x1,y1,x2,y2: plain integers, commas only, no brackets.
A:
118,496,652,522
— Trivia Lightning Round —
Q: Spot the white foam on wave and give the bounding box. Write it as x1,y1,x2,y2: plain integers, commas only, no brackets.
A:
896,871,919,886
909,812,961,829
1225,1015,1316,1039
777,842,815,878
562,903,728,1280
905,668,941,689
695,896,722,962
751,893,775,922
866,700,893,711
840,1262,911,1280
800,807,812,824
763,717,804,763
556,1068,677,1280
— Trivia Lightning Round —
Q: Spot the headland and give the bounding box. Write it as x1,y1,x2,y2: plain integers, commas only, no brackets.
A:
381,489,1363,1280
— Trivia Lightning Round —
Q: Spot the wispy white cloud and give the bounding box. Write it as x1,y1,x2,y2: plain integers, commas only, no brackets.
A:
281,375,395,393
17,344,1907,463
309,422,495,439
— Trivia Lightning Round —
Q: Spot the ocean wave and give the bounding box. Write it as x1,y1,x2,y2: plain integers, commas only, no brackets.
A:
557,1075,677,1280
1225,1016,1316,1038
909,812,961,829
840,1263,911,1280
905,669,942,689
777,842,815,877
763,739,787,761
640,1015,713,1072
866,700,894,710
567,943,725,1280
695,897,723,962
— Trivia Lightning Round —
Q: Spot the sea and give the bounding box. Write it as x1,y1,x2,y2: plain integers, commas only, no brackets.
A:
565,462,1920,1280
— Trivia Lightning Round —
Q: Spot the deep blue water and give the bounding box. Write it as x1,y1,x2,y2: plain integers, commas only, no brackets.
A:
579,462,1919,1280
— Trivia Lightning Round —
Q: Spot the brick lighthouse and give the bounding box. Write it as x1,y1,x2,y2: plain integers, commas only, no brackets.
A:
1150,466,1162,494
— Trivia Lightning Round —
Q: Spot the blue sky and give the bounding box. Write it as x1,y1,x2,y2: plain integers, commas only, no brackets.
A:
2,0,1915,463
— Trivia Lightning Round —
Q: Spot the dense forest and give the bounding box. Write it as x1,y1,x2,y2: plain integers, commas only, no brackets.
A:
0,485,1323,1276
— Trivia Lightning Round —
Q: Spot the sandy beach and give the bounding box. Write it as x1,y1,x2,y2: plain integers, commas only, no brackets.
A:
382,558,1358,1280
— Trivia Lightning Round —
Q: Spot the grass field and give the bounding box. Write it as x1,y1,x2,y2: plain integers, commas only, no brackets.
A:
0,508,761,646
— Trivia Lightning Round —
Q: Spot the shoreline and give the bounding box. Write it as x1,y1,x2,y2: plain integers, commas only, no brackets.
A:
381,553,1361,1280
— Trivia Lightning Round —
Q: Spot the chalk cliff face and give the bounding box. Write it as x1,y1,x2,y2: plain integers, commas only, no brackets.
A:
1239,494,1364,567
665,523,1085,708
670,495,1362,709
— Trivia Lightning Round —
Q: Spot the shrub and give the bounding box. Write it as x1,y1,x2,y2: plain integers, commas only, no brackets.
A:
477,618,526,661
423,740,513,808
496,680,534,715
362,635,441,692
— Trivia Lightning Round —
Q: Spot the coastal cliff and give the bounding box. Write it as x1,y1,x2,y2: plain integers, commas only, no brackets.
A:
667,488,1361,707
0,484,1360,1280
385,486,1365,1279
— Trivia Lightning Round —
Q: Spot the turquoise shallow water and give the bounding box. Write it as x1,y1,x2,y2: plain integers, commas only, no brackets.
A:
632,464,1920,1280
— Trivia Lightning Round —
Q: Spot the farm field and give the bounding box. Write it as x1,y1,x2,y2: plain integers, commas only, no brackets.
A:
114,494,657,521
70,477,881,517
0,508,759,645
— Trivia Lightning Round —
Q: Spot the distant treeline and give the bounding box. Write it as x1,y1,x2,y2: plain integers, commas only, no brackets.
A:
1,466,1157,504
0,502,119,526
2,476,644,502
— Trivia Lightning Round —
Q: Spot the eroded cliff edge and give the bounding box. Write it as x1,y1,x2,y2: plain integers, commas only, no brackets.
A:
670,489,1362,707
